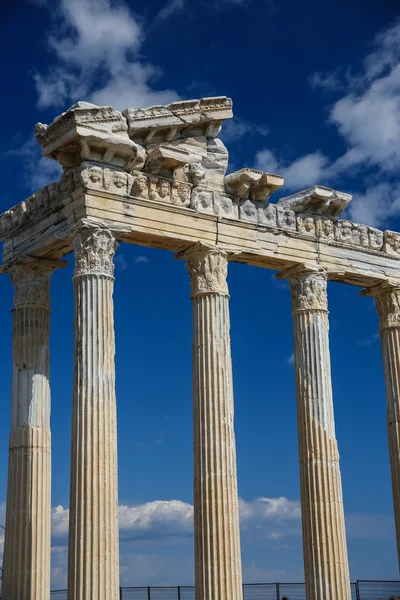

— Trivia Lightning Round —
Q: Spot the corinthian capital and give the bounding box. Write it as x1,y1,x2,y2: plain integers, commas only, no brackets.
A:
7,257,66,309
362,282,400,329
177,242,229,296
278,265,328,312
73,229,118,277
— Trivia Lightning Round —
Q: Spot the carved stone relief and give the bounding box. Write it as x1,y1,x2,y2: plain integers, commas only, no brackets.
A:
277,206,296,231
297,215,316,236
172,182,192,207
191,188,214,214
239,199,260,224
384,231,400,256
213,193,239,219
258,203,277,227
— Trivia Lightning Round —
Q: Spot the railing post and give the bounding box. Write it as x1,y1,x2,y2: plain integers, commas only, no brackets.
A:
177,585,181,600
148,586,151,600
276,582,280,600
119,586,123,600
355,580,361,600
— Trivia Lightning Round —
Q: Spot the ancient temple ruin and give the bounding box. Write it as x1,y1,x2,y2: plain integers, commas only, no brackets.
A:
1,96,400,600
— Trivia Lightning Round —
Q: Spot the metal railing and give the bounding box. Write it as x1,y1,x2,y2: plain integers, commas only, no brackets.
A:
49,580,400,600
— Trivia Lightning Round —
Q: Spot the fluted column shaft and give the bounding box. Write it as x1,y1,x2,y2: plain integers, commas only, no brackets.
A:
281,267,351,600
180,243,243,600
68,229,119,600
368,284,400,571
3,257,64,600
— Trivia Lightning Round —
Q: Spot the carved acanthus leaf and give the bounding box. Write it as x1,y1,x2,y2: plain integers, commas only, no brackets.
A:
368,286,400,328
286,270,328,312
179,243,229,295
73,229,117,277
9,258,64,309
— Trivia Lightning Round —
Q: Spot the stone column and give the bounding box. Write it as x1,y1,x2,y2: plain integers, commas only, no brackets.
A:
68,229,119,600
3,257,64,600
179,242,243,600
364,282,400,571
279,266,351,600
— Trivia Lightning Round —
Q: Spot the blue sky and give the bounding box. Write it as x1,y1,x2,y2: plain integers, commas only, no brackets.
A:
1,0,400,590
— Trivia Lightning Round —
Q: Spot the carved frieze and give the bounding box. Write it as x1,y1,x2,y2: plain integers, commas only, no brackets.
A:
213,193,239,219
73,229,117,277
277,206,296,231
130,173,150,199
297,215,316,236
384,231,400,256
258,203,277,227
172,182,192,207
191,188,214,214
149,177,172,203
315,217,335,240
239,199,261,224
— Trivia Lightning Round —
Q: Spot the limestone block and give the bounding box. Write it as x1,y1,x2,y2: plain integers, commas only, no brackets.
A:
278,185,352,218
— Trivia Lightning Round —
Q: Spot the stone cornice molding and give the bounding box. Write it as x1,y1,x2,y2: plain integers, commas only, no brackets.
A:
177,242,231,296
73,228,118,278
277,264,328,313
361,281,400,328
2,257,67,310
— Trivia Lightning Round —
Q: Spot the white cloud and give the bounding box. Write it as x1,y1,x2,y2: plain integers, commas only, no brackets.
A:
220,118,269,144
0,498,394,587
154,0,185,24
33,0,180,111
285,353,295,365
348,182,400,227
134,255,149,264
115,254,128,271
255,149,329,190
6,137,62,192
309,70,342,91
254,21,400,226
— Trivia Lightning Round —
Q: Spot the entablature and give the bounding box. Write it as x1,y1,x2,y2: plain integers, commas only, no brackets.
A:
2,95,399,290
